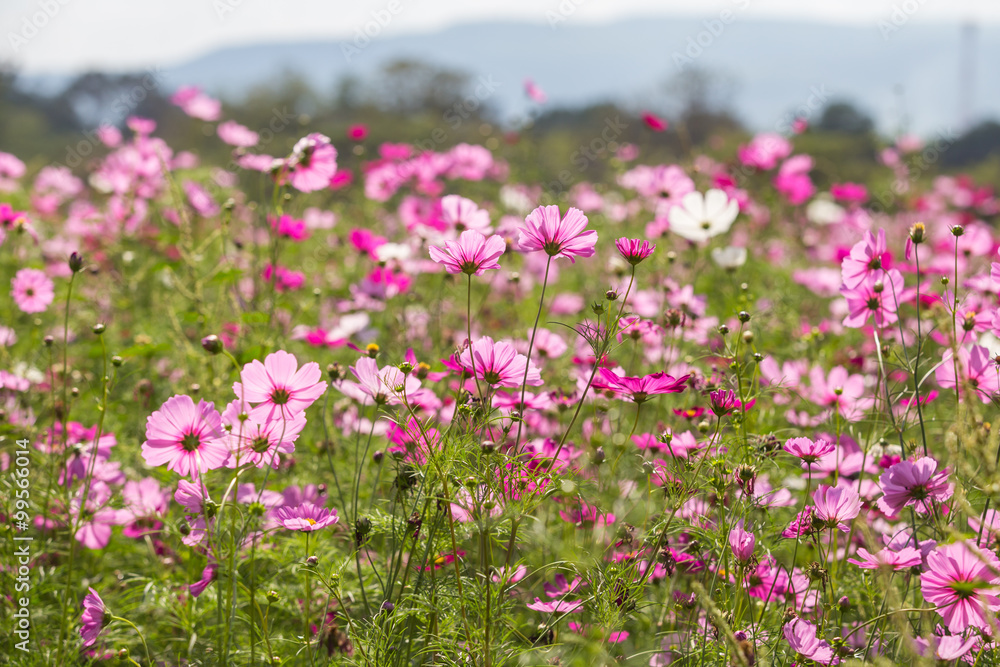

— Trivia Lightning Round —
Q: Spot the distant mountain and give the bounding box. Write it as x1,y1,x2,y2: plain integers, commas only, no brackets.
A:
17,17,1000,136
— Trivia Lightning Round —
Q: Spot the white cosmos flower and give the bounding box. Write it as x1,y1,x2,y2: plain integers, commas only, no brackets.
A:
711,246,747,270
667,189,738,242
375,243,412,262
806,197,845,225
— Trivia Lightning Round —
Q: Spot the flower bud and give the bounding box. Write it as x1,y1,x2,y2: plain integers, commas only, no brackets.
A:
201,335,224,355
592,446,606,465
92,323,106,335
69,252,84,273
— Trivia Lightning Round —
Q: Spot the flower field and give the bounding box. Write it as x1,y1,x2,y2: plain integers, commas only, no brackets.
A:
3,89,1000,667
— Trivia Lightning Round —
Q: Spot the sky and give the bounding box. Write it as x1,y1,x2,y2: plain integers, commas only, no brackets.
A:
3,0,998,73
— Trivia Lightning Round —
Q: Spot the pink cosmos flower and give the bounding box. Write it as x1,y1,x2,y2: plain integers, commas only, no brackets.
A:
784,437,835,465
929,635,979,661
80,587,110,647
221,399,306,469
831,182,868,203
848,546,922,570
190,562,219,598
174,479,207,515
877,456,953,516
936,345,1000,404
591,368,689,403
840,269,904,329
517,205,597,262
921,540,1000,633
347,124,368,141
783,618,839,665
233,350,327,422
641,111,668,132
171,86,221,121
526,598,583,613
273,503,339,532
338,356,421,406
738,133,791,170
773,154,815,205
270,214,309,240
428,229,506,276
217,120,259,147
524,78,547,104
183,180,219,217
812,484,861,531
440,194,492,233
743,557,810,607
120,478,170,538
729,520,755,564
286,133,337,193
11,268,55,314
70,481,123,549
141,395,229,477
841,229,888,290
262,263,305,292
0,151,26,190
458,337,543,388
615,237,655,266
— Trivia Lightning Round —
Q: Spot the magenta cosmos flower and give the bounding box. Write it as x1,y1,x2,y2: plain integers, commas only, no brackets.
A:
783,437,835,465
517,205,597,262
921,540,1000,633
458,337,542,388
812,484,861,531
877,456,953,516
80,587,111,647
286,133,337,193
141,395,229,477
428,229,506,276
233,350,327,422
592,368,688,404
615,237,655,266
273,502,339,531
11,268,54,314
783,618,838,665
